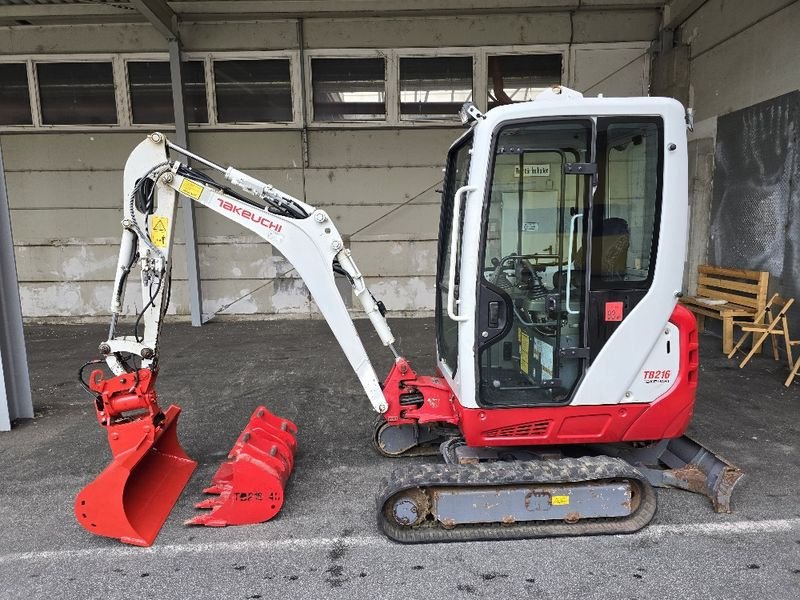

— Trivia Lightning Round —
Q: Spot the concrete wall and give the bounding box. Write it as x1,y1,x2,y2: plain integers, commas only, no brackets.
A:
1,9,659,320
671,0,800,291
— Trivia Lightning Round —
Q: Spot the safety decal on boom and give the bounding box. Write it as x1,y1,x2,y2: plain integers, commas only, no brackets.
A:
150,216,169,248
179,178,204,200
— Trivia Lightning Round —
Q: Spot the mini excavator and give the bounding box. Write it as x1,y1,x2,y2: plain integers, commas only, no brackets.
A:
75,87,742,547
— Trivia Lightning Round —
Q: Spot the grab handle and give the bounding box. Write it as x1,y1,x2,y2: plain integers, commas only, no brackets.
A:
565,213,584,315
447,185,478,322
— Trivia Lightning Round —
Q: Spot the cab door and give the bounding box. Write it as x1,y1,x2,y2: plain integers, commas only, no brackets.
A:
475,119,594,407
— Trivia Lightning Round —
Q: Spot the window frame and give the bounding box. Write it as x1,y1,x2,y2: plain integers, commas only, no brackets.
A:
204,51,303,128
0,54,125,131
304,48,391,128
124,54,210,127
0,43,663,133
483,48,566,109
34,55,123,128
396,50,476,125
121,51,303,130
0,59,36,128
304,45,571,128
591,115,665,290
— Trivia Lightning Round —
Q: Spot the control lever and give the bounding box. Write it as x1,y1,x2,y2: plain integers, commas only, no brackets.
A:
546,294,558,320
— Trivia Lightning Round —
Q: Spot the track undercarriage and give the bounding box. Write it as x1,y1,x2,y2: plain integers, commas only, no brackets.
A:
373,419,743,543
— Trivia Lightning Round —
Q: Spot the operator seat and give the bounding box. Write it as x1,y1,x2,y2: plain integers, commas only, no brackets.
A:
591,217,630,281
562,217,630,288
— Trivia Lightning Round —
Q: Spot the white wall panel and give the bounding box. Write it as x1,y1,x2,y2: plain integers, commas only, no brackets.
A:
2,10,660,320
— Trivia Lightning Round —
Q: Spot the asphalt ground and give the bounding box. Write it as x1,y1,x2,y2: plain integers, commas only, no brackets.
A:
1,317,799,599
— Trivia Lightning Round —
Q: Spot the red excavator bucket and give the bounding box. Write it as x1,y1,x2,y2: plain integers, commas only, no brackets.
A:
187,406,297,527
75,369,196,547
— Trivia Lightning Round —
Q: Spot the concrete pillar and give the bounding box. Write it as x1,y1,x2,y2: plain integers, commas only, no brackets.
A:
0,141,33,431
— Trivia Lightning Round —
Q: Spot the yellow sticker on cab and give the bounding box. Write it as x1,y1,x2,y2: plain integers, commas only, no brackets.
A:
150,216,169,248
518,329,529,373
551,495,570,506
179,178,204,200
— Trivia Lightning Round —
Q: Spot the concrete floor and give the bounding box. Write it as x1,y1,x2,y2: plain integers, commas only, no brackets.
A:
1,318,799,599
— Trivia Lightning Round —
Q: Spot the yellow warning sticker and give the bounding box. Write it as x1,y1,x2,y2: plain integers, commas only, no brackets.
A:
551,495,570,506
150,216,169,248
518,329,529,373
179,178,204,200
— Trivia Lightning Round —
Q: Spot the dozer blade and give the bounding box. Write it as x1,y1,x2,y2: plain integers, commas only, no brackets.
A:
75,404,197,547
187,406,297,527
593,435,744,513
655,435,743,513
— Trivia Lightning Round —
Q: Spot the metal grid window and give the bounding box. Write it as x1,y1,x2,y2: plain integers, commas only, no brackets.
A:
37,61,117,125
311,57,386,122
128,60,208,124
0,63,32,126
399,56,473,121
213,59,294,123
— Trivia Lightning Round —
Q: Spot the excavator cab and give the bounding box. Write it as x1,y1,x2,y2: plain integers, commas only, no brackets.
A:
436,91,674,417
369,92,741,542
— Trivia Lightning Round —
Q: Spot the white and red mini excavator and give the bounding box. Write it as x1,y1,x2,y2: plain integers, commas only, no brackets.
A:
75,87,742,547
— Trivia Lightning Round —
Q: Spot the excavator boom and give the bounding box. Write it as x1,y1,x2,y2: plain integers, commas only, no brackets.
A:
76,132,404,544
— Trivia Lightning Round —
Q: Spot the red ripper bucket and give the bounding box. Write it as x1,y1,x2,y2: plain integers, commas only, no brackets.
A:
186,406,298,527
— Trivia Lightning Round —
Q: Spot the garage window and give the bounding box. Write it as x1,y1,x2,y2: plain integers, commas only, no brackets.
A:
487,54,562,109
213,59,293,123
0,63,32,125
312,58,386,121
399,57,472,121
128,61,208,124
37,62,117,125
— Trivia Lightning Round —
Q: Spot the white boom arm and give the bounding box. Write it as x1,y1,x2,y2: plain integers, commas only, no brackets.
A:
103,132,395,413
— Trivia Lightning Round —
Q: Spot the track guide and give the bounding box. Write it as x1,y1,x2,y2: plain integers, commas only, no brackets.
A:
377,456,656,543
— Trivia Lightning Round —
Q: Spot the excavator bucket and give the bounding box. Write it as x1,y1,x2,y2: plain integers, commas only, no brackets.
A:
75,369,197,547
187,406,298,527
75,404,196,547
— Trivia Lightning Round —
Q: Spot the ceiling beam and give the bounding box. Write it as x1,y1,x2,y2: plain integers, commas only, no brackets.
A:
167,0,664,18
662,0,709,30
130,0,179,40
0,0,667,27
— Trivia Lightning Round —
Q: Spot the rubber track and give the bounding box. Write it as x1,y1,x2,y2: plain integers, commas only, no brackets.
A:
376,456,657,543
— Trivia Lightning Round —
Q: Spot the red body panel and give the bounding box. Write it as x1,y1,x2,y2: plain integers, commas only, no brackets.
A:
381,304,699,448
459,303,699,446
622,303,699,440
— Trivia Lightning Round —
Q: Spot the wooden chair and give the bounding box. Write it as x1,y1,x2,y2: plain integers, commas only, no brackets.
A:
784,343,800,387
727,294,795,369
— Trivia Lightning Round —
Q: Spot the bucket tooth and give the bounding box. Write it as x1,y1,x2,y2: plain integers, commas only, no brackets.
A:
188,406,297,527
195,496,226,509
